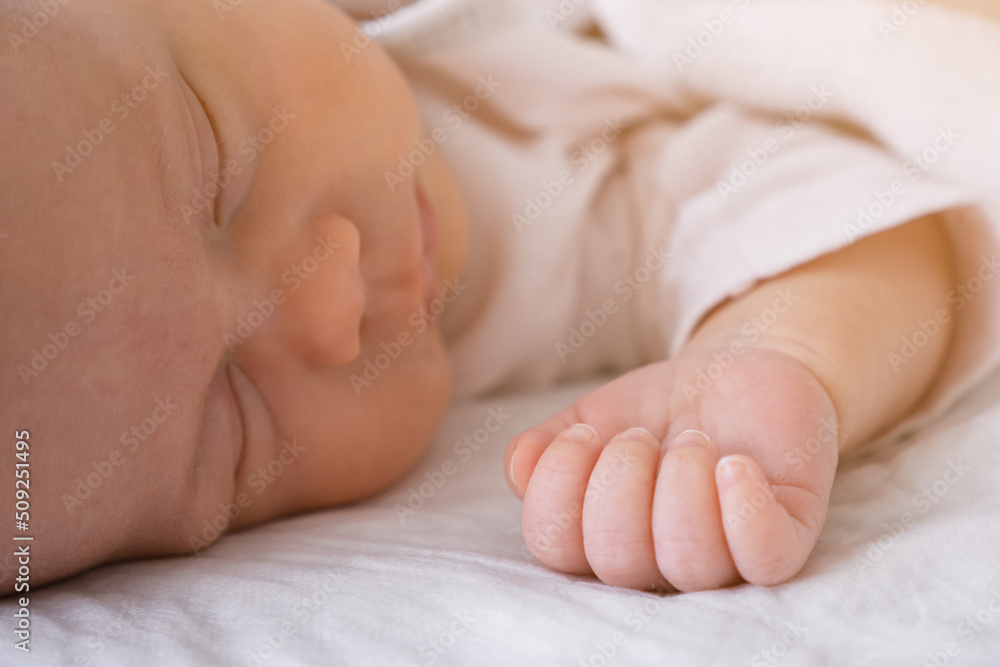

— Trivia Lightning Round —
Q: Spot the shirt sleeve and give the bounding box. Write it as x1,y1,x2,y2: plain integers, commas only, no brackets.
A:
655,103,1000,456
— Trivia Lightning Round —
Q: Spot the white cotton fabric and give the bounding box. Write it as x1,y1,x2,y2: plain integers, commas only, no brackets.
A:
8,373,1000,665
368,0,1000,455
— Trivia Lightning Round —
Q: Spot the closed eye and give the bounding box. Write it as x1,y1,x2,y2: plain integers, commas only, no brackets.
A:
180,71,226,227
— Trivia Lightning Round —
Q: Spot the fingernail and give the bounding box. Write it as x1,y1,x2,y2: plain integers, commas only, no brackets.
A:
718,456,748,483
561,423,599,445
507,445,522,496
616,427,659,447
674,429,710,448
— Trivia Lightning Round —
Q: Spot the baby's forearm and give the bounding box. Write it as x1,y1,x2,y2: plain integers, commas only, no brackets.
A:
686,215,956,453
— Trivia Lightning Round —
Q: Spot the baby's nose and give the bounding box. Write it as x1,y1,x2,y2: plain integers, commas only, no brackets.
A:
243,214,365,368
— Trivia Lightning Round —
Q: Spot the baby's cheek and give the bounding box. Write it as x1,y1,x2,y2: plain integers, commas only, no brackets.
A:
224,436,315,531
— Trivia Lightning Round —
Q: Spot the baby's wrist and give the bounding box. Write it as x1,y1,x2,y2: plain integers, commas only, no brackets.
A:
682,217,956,454
681,327,849,449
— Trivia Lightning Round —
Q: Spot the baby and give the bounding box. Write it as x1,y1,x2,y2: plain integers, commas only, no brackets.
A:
0,0,971,596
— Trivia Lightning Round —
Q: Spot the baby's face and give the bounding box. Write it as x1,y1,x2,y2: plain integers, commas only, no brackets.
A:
0,0,467,587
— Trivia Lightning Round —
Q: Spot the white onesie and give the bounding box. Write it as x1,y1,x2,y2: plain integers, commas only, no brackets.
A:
362,0,1000,453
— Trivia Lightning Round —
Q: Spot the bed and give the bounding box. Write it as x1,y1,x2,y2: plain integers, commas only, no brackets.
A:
4,368,1000,666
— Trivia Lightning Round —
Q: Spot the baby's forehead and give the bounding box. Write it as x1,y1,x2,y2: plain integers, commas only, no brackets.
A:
0,2,201,441
3,2,171,122
4,8,193,217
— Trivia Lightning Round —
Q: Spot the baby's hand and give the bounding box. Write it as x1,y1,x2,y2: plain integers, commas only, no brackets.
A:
503,346,840,592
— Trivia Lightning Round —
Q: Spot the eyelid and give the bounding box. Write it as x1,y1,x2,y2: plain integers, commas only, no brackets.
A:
225,363,249,488
182,74,227,227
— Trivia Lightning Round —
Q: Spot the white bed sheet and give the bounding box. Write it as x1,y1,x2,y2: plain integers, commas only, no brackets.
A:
5,368,1000,666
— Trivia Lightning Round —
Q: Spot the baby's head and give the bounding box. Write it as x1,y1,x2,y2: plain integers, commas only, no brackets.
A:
0,0,467,593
